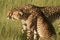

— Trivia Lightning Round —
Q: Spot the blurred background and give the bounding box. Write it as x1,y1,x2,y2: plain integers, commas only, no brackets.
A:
0,0,60,40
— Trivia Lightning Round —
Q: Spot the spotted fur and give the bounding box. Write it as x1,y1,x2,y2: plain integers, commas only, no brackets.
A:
40,6,60,22
7,4,59,40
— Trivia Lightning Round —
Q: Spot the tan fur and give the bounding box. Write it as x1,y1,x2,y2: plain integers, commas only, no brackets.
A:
7,4,58,40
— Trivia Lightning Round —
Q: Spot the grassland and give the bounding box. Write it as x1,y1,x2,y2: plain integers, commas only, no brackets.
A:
0,0,60,40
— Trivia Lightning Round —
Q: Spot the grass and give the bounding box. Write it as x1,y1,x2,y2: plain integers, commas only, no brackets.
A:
0,0,60,40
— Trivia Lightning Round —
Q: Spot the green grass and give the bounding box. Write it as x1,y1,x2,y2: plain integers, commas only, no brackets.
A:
53,19,60,40
0,0,60,40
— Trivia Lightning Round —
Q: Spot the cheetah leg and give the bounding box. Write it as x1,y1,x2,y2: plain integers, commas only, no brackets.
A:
21,20,27,33
26,15,34,40
34,30,38,40
31,26,38,40
26,23,34,40
34,27,39,40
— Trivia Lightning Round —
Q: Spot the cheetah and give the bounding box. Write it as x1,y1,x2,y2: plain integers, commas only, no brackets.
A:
7,4,58,40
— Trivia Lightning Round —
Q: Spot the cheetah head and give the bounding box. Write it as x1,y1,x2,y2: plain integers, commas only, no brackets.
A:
7,8,30,20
